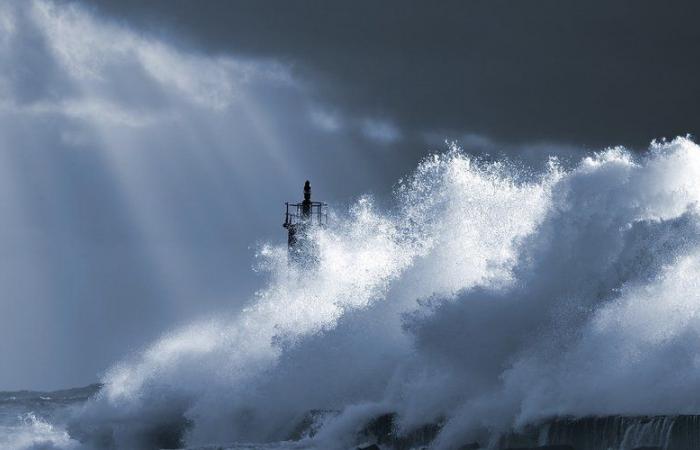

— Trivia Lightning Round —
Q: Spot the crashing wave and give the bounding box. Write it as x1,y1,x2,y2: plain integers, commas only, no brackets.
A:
62,137,700,449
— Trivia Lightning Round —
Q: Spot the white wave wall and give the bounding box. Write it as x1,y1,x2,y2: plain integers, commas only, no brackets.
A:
71,137,700,449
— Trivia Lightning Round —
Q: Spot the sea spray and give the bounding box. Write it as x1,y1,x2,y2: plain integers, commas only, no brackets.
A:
68,137,700,450
69,195,425,448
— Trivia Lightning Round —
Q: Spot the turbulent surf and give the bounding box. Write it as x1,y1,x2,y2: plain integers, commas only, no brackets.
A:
7,137,700,449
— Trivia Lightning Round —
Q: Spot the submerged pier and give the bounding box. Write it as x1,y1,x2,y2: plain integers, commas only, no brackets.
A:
497,415,700,450
345,413,700,450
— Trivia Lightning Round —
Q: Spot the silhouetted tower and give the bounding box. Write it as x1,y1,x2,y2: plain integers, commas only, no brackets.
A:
283,180,327,264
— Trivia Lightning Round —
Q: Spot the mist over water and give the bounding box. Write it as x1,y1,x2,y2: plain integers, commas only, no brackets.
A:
51,137,700,449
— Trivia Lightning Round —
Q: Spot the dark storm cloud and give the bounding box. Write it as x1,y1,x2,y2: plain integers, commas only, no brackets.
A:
77,0,700,148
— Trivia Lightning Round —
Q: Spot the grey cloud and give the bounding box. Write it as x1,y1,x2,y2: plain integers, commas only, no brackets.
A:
0,2,75,104
75,0,700,148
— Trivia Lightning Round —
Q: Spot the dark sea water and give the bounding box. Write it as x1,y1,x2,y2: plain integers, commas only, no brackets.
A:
0,385,312,449
0,385,100,449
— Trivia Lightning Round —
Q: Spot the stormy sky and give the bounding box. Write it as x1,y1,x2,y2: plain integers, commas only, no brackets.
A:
1,0,699,390
83,0,700,147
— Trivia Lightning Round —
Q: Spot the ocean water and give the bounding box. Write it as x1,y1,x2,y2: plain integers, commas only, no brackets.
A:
0,385,99,449
6,138,700,449
0,386,307,449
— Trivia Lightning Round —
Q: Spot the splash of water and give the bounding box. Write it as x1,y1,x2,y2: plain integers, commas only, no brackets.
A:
0,413,77,450
66,137,700,449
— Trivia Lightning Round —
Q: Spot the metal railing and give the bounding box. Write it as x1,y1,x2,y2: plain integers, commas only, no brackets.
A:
284,201,328,227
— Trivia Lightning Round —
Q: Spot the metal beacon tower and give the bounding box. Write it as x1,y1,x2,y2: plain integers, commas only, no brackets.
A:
283,180,328,264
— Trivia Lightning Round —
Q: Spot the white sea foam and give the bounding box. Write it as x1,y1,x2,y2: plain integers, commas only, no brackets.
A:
66,137,700,449
0,413,77,450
